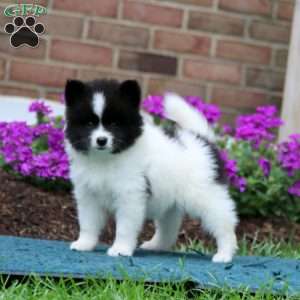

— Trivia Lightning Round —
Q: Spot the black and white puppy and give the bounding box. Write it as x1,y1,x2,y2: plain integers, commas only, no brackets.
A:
64,79,238,263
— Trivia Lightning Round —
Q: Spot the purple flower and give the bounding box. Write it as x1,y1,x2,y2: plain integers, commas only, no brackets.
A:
142,94,221,124
278,134,300,176
220,150,247,192
142,95,165,118
288,181,300,197
185,96,221,124
258,157,271,177
235,105,283,148
0,102,69,181
29,100,52,116
222,124,233,135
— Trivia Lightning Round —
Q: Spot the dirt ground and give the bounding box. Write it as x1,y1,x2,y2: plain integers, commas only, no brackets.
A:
1,169,300,248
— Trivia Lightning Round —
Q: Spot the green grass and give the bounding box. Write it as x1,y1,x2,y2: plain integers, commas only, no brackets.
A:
179,234,300,259
1,238,300,300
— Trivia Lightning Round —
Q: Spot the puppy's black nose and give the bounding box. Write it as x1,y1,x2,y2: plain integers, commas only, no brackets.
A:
96,137,108,147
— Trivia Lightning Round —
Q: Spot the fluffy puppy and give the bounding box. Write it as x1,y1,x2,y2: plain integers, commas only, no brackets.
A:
64,79,238,263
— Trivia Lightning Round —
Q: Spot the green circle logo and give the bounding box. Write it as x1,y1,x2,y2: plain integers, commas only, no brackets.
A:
4,4,47,17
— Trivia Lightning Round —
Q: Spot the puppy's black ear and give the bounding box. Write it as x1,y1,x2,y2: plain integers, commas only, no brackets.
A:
65,79,86,107
119,80,141,109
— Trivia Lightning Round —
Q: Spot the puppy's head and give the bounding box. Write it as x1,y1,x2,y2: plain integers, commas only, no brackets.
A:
64,79,143,154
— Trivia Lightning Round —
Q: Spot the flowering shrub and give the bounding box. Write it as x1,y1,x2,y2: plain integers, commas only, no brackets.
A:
142,95,221,124
0,96,299,220
143,95,300,221
0,101,69,190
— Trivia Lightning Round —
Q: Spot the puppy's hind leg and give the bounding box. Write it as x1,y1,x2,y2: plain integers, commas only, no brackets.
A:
140,207,182,251
186,185,238,263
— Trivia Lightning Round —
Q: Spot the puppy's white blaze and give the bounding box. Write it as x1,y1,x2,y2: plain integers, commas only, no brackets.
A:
93,93,105,117
164,93,216,142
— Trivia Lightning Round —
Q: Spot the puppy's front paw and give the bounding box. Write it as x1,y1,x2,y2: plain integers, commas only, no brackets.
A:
107,244,134,257
212,252,233,263
70,238,97,252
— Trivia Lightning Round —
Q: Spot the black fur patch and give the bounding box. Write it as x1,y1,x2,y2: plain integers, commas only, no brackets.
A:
196,134,227,185
162,119,178,139
65,79,143,154
144,175,152,198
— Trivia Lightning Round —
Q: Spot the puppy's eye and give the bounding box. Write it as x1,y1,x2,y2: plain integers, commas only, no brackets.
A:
87,119,98,127
104,121,118,128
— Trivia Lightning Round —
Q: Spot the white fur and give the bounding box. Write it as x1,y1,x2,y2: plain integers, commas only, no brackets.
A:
90,93,113,151
164,93,216,142
68,94,238,263
93,93,105,117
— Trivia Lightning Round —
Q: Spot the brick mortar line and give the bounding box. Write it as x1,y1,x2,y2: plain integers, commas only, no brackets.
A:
132,0,213,11
9,56,112,72
184,27,290,48
176,56,184,79
208,81,284,94
243,63,286,73
0,81,40,91
0,79,59,92
141,75,149,98
270,47,278,69
148,28,156,51
176,75,282,95
44,87,64,93
44,36,51,62
240,64,247,87
112,42,207,60
39,88,47,99
213,0,219,11
83,37,149,52
48,0,53,10
112,47,120,70
210,36,217,57
244,17,251,39
81,16,90,39
172,74,243,89
117,0,124,20
182,7,189,30
206,83,213,102
4,59,10,81
77,66,150,80
271,65,289,72
272,0,279,20
144,75,209,86
47,36,117,49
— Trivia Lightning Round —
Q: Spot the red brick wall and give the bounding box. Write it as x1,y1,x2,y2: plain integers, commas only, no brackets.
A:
0,0,294,122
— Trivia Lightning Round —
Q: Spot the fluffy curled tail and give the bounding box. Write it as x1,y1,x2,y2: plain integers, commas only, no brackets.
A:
164,93,215,142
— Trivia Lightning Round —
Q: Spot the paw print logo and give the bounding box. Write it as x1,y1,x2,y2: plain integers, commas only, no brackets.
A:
4,16,45,48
